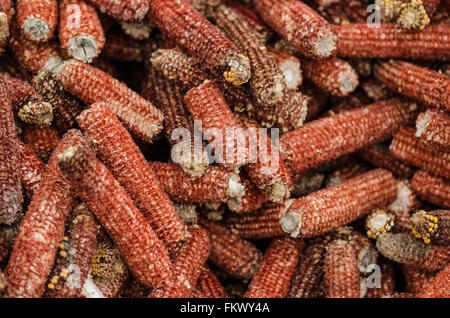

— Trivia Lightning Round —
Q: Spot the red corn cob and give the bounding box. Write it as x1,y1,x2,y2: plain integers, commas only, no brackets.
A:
199,217,262,281
280,98,417,175
59,0,105,62
148,161,244,205
415,109,450,152
0,79,23,225
302,82,329,122
366,209,396,240
280,169,398,238
244,237,303,298
416,264,450,298
226,200,294,239
149,225,210,298
376,232,450,272
32,67,86,133
324,239,360,298
190,266,229,298
375,60,450,112
17,140,45,199
56,130,172,288
51,58,164,143
402,266,435,295
0,71,53,127
4,131,77,297
77,102,187,254
288,233,335,298
333,23,450,60
16,0,57,42
228,172,268,213
44,203,97,297
390,127,449,179
343,229,378,275
365,258,396,298
102,29,143,62
302,57,359,96
82,233,130,298
411,210,450,245
148,0,251,85
269,47,303,90
359,144,415,179
8,21,60,74
254,0,338,59
22,125,60,162
236,114,293,203
411,170,449,208
184,80,251,170
86,0,149,21
144,64,209,178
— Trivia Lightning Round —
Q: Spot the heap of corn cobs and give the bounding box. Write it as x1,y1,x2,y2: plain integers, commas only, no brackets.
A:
0,0,449,298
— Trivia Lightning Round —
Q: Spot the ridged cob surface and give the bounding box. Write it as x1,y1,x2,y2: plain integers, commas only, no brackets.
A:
411,171,449,208
415,109,450,152
56,130,172,288
17,140,45,199
244,237,303,298
280,99,417,175
22,125,60,162
86,0,149,22
191,266,229,298
374,60,450,112
416,265,450,298
390,127,449,179
16,0,57,42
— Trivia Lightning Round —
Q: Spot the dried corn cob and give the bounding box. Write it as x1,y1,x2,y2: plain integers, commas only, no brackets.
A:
359,144,415,179
411,210,450,245
148,161,244,206
360,78,391,102
17,140,45,199
281,98,417,175
50,58,164,143
0,79,23,225
325,162,370,187
184,80,251,170
119,20,153,40
343,229,378,275
190,266,229,298
411,171,449,208
4,131,77,298
302,57,359,96
86,0,149,21
236,114,293,202
148,0,251,85
16,0,57,42
269,47,302,90
366,209,396,240
365,258,396,298
387,180,420,226
375,60,450,112
144,64,209,178
376,232,450,272
59,0,105,62
44,204,98,297
333,23,450,60
324,239,360,298
102,29,143,62
288,234,335,298
82,234,130,298
402,266,434,295
199,217,262,281
227,172,268,213
149,225,210,298
0,71,53,127
0,1,11,53
22,125,60,162
302,82,328,122
244,237,303,298
56,130,172,288
8,22,60,74
281,169,398,238
77,103,187,253
254,0,337,59
415,109,450,152
390,127,449,179
32,67,86,133
416,264,450,298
